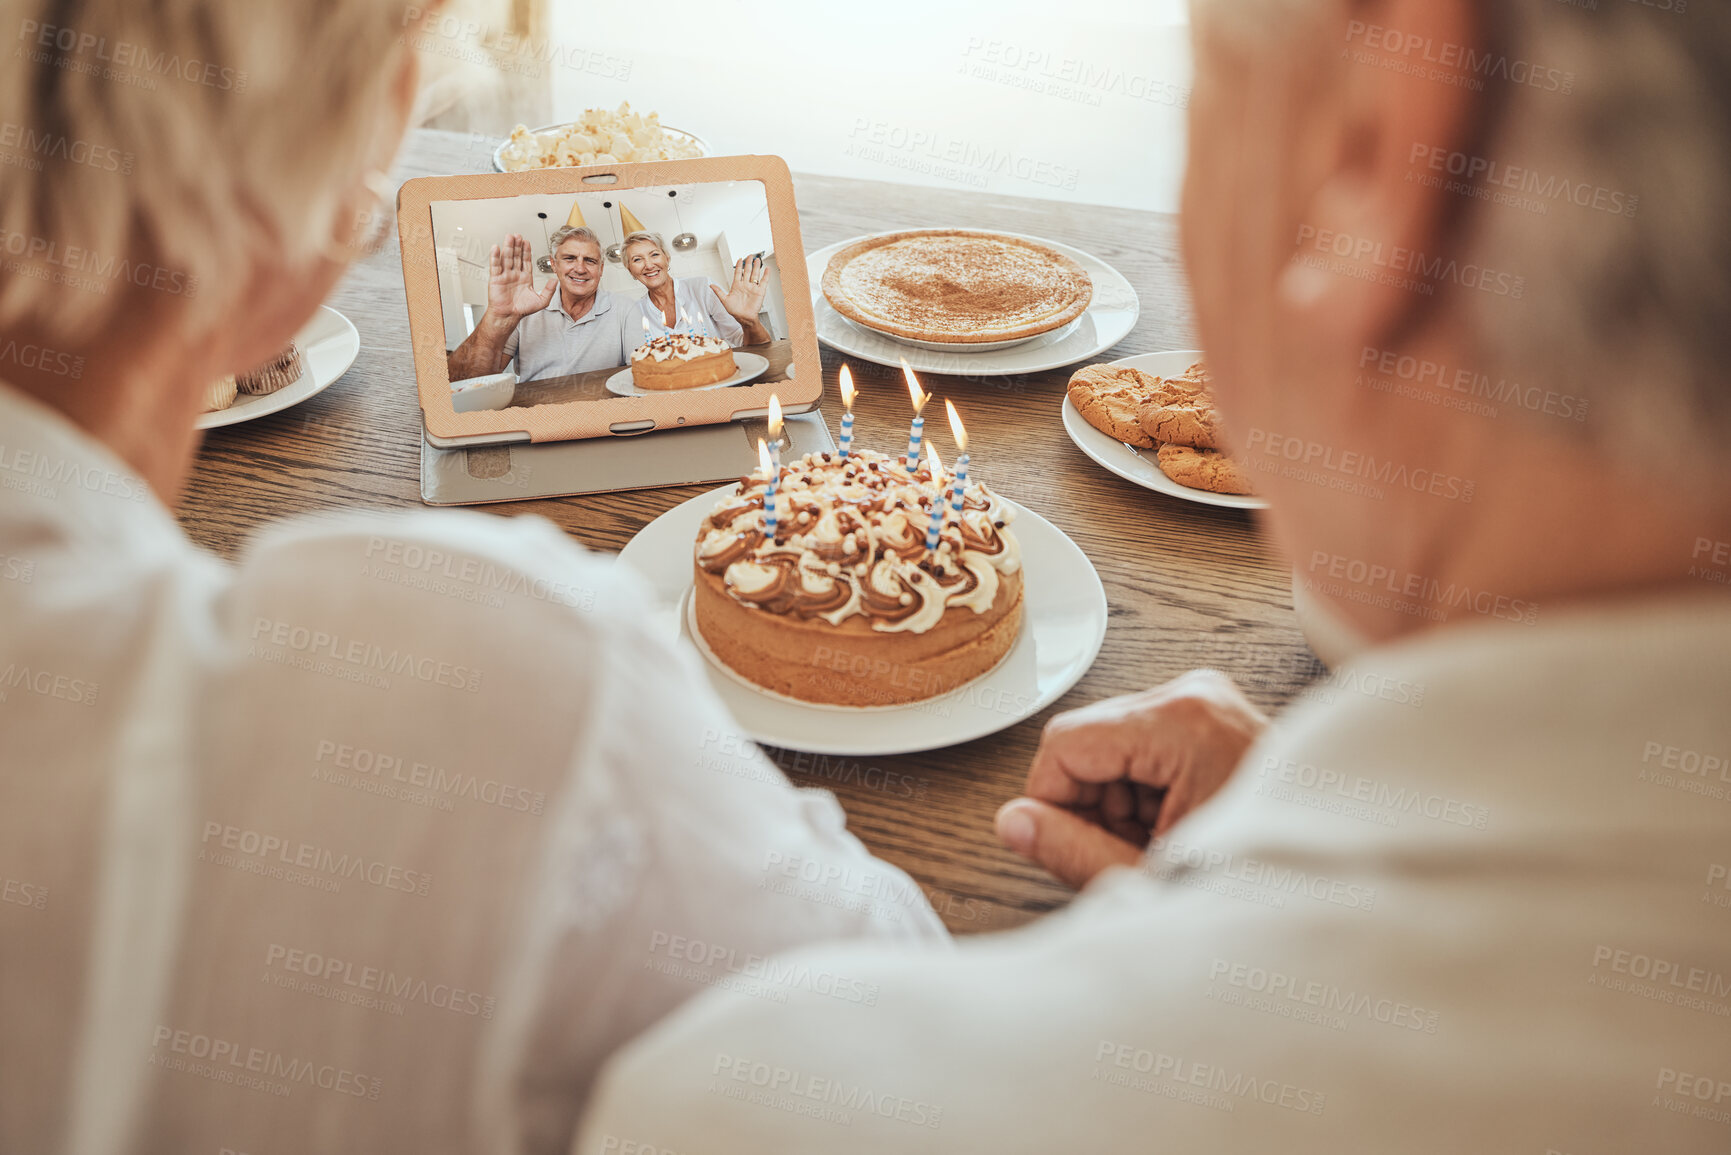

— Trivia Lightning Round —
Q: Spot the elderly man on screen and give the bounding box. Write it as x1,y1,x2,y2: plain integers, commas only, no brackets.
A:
445,225,630,384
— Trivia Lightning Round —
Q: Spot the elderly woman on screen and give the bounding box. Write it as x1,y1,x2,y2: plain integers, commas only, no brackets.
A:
619,230,772,348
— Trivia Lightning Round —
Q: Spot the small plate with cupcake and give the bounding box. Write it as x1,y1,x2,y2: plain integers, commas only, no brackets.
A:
195,305,361,430
1062,350,1268,511
618,445,1108,756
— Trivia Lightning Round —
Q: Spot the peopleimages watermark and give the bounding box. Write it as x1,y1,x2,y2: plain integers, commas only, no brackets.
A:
311,739,545,816
1690,537,1730,588
399,6,633,81
0,119,131,175
1358,345,1589,424
263,942,495,1019
361,536,598,612
1637,739,1731,803
1244,428,1477,504
844,118,1082,193
802,643,1035,721
199,820,433,897
150,1025,379,1101
1703,863,1731,912
957,36,1189,109
1295,224,1526,298
0,337,84,380
645,931,881,1008
709,1054,943,1130
1093,1041,1327,1116
247,617,483,693
1205,957,1441,1034
1303,551,1540,627
1256,755,1490,831
1654,1065,1731,1127
0,226,198,300
1343,20,1576,94
1407,142,1638,218
0,662,99,707
0,441,148,503
759,850,932,924
1142,836,1378,914
16,19,249,92
1587,944,1731,1017
1,873,48,911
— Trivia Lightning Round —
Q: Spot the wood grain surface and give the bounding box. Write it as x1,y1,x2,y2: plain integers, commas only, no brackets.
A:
178,129,1321,933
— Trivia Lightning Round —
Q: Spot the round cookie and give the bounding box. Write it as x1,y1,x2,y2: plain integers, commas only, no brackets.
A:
1067,364,1160,447
1155,444,1255,496
1139,394,1222,450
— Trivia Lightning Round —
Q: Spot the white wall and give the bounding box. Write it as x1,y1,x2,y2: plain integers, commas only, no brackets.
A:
547,0,1192,213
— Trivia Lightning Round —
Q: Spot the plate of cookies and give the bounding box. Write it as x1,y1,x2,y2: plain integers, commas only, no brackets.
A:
806,228,1139,377
195,305,361,430
1062,351,1266,510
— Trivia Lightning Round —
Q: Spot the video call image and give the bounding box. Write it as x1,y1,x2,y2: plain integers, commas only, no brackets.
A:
431,180,790,410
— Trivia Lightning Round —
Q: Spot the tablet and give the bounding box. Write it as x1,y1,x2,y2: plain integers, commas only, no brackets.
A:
397,156,821,447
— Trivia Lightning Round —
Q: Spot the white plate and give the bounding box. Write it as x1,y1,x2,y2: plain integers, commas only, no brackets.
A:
806,228,1139,377
604,351,770,397
1060,350,1268,511
196,306,360,430
617,486,1109,755
492,123,709,173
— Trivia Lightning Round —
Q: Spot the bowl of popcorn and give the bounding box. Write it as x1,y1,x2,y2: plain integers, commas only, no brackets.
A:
492,103,709,172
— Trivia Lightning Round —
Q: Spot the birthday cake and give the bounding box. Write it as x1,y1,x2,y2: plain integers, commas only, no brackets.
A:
631,333,737,390
692,448,1023,706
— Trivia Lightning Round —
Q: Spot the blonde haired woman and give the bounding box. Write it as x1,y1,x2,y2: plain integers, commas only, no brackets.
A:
0,4,940,1155
619,230,771,348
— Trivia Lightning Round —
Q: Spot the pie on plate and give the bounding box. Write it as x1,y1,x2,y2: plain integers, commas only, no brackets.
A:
822,229,1093,345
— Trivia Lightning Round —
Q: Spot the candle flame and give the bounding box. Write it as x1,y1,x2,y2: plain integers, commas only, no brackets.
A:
924,441,944,483
757,438,772,478
945,398,967,453
900,358,929,414
642,316,653,335
768,393,783,437
839,364,856,410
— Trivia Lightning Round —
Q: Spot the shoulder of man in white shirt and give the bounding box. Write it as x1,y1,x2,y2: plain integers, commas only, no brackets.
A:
574,599,1731,1153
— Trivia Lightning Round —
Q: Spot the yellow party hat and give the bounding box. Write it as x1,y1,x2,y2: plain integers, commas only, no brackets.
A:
565,199,587,228
618,202,648,235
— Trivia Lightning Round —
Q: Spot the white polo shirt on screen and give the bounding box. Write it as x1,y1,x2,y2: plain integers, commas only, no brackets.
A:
579,592,1731,1152
0,380,945,1155
502,287,633,382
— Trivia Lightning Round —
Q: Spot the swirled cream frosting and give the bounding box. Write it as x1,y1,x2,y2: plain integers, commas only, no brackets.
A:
696,449,1022,635
633,333,731,363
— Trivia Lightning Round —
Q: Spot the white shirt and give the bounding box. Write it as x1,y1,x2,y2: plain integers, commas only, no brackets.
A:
579,592,1731,1153
0,380,945,1155
502,288,633,382
626,277,747,350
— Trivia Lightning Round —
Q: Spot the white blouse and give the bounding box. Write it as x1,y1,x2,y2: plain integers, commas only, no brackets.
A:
625,275,748,350
0,380,944,1155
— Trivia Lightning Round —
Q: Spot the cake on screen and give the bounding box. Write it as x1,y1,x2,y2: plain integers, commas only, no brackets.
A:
631,332,737,390
692,447,1023,706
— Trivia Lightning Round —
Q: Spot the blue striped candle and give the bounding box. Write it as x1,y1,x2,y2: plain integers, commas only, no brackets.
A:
906,413,924,471
924,450,946,553
949,451,970,521
839,409,854,459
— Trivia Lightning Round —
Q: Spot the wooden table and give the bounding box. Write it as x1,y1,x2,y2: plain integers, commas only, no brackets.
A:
182,129,1320,933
